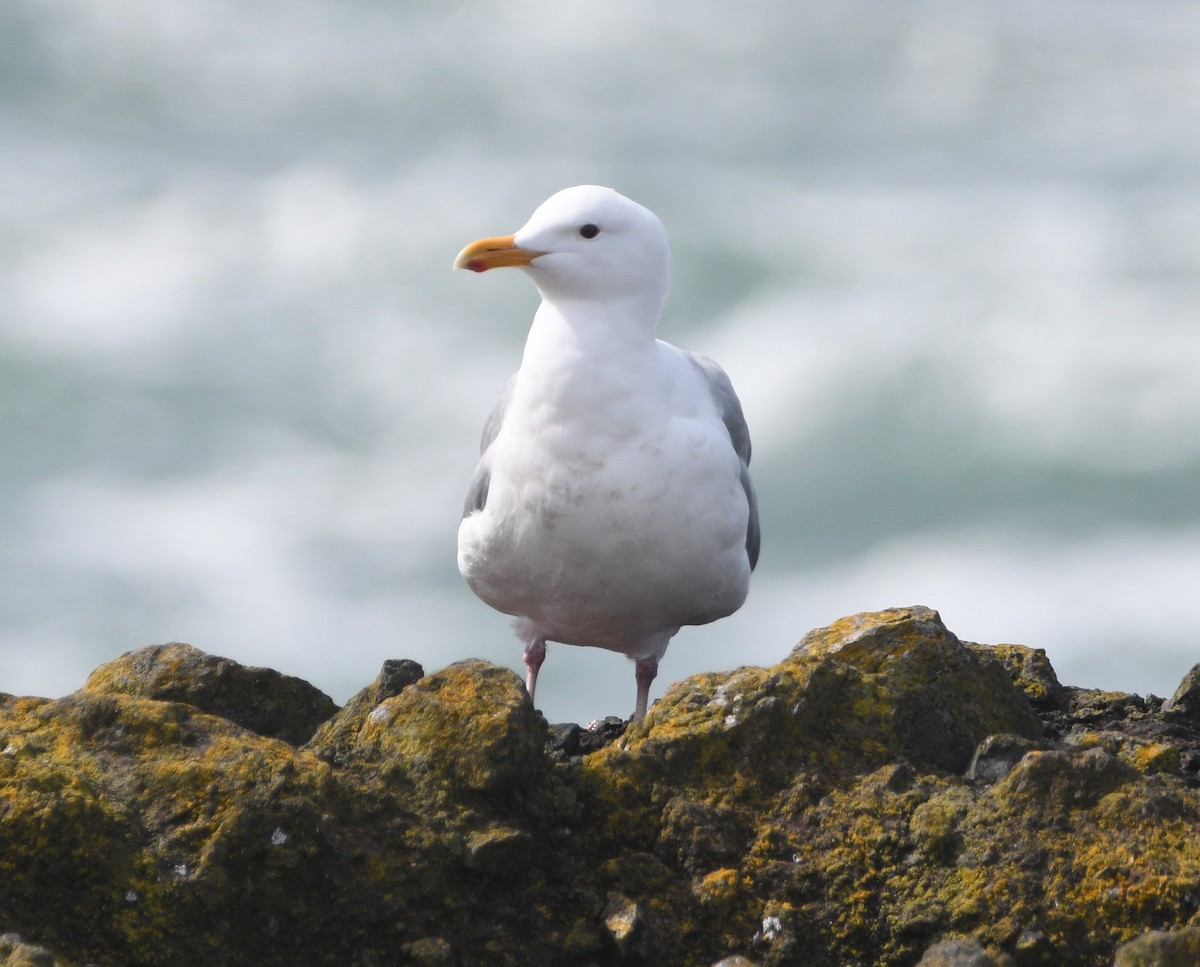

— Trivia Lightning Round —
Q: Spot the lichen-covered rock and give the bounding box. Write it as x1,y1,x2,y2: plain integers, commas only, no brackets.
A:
974,643,1064,709
916,937,1012,966
304,657,424,765
1113,926,1200,967
334,658,546,810
1164,663,1200,724
2,607,1199,967
0,689,337,966
966,733,1042,783
788,606,1043,771
82,642,337,745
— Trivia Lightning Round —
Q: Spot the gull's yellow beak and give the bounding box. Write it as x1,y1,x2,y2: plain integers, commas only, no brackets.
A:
453,234,543,273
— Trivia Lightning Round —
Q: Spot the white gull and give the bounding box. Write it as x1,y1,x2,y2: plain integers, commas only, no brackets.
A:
453,185,759,722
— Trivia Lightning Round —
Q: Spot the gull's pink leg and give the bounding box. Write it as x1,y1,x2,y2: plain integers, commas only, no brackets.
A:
523,639,547,705
633,656,658,723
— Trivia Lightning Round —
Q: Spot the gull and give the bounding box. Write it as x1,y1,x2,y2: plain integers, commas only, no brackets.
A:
453,185,759,722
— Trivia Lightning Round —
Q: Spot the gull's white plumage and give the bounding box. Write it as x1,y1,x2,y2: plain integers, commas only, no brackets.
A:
454,186,759,722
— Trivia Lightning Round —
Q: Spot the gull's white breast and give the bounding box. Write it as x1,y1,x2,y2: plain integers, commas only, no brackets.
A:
457,341,751,655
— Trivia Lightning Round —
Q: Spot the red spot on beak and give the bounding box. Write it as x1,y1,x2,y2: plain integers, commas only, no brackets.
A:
465,259,489,273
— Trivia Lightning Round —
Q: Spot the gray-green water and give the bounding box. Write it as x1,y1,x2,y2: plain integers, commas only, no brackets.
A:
3,1,1198,724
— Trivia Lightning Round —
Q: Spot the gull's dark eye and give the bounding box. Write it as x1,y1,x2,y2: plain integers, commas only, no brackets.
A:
579,223,600,239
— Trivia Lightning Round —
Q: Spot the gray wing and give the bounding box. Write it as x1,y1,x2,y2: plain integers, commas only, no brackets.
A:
462,373,517,519
685,352,761,570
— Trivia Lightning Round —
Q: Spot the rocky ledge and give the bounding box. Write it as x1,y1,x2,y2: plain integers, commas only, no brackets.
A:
2,606,1199,967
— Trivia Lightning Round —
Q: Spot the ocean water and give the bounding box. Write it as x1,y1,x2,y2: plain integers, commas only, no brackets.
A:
2,0,1198,724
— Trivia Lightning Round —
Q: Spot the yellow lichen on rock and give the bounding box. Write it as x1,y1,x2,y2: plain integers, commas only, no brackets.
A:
3,609,1200,967
340,658,545,809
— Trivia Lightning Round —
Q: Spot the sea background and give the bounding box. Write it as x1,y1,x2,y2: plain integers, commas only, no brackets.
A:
2,0,1198,725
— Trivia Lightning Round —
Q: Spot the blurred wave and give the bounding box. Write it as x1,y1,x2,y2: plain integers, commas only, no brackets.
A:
3,0,1198,722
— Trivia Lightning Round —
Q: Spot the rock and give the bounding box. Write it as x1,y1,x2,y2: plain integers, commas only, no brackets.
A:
603,893,641,942
407,936,455,967
966,733,1041,783
372,656,427,696
1163,663,1200,724
305,657,423,765
82,642,337,745
908,786,975,862
464,825,532,873
547,722,582,757
1063,687,1147,726
333,658,545,808
0,934,61,967
1114,926,1200,967
0,689,336,966
977,643,1064,709
2,609,1200,967
916,937,1006,966
994,745,1139,809
547,716,628,760
578,715,628,754
793,604,949,667
658,797,748,872
789,606,1042,772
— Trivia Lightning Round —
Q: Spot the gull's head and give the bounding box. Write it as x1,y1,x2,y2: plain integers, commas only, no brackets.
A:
454,186,670,312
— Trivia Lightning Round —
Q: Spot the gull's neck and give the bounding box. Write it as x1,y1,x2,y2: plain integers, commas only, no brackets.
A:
512,297,663,425
525,292,661,361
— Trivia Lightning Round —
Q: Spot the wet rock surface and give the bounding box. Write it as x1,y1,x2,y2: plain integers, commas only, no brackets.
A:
1,606,1198,966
